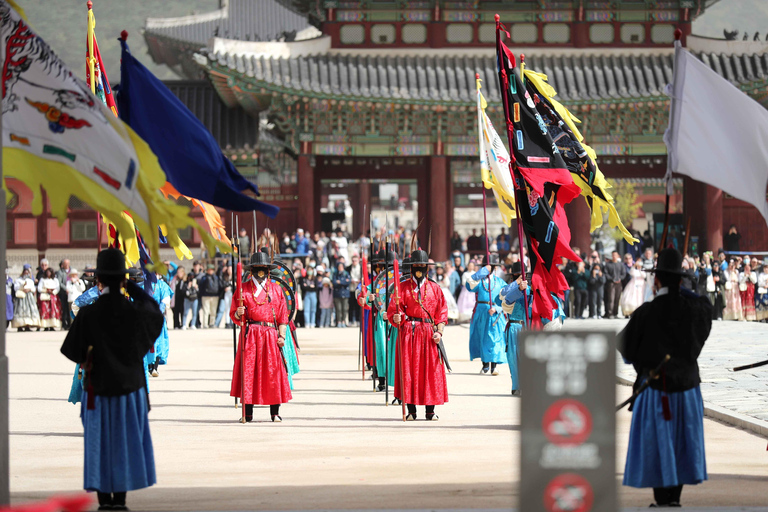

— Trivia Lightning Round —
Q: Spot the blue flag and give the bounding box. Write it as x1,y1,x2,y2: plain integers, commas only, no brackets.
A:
116,38,279,216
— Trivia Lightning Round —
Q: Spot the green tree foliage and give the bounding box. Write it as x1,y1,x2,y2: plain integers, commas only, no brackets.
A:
605,178,640,241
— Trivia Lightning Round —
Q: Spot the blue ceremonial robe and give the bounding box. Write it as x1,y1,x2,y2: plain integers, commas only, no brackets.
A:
466,267,507,364
144,280,172,367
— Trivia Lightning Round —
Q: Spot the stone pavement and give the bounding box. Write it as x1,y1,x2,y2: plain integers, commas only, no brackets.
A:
562,318,768,437
6,324,768,510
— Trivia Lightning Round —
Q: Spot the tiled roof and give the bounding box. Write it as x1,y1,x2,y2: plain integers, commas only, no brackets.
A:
145,0,314,45
201,50,768,104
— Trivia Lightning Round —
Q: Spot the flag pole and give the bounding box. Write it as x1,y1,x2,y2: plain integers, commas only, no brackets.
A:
495,14,530,326
660,29,684,252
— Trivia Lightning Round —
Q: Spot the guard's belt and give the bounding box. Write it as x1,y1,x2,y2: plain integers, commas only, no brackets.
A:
409,317,433,324
478,301,493,306
247,321,276,329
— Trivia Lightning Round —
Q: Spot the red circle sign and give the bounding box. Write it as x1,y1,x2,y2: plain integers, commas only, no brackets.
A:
543,473,594,512
542,399,592,446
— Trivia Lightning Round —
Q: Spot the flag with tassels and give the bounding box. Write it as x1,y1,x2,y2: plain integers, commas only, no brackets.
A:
476,74,517,227
495,31,581,325
86,1,117,117
522,66,637,244
1,2,227,271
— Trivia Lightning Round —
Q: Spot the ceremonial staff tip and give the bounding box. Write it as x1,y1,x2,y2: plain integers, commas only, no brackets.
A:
475,73,480,79
87,0,92,9
121,30,129,41
674,28,682,41
520,54,525,62
494,13,500,22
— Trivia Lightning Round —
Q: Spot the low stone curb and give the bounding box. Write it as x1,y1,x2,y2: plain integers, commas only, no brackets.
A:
616,376,768,439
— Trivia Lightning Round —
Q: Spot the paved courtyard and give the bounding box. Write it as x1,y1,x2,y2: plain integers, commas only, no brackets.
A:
5,319,768,510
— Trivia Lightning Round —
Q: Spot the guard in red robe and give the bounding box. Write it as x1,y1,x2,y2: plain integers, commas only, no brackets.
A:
231,252,292,422
388,249,448,420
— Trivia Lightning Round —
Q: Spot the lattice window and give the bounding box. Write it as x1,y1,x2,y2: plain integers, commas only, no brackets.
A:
590,24,614,43
651,24,675,44
72,221,98,241
371,24,396,44
478,23,496,43
543,23,570,44
402,24,427,44
511,23,538,43
340,24,365,44
380,110,398,135
621,24,645,44
446,24,473,43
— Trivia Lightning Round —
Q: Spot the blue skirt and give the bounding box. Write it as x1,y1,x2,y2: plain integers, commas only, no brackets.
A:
144,322,169,367
468,305,508,364
624,386,707,488
81,389,156,493
505,323,521,391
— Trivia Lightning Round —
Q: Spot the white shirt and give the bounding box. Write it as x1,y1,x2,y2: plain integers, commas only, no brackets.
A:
37,277,60,295
66,279,86,303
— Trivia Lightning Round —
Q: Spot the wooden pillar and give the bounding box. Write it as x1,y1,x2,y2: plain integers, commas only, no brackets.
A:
565,198,592,258
684,177,707,255
297,154,315,234
429,156,449,261
706,185,723,253
37,190,48,261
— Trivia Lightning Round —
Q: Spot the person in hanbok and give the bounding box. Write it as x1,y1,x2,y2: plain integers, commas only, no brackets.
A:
144,272,173,377
13,265,40,331
739,262,757,321
466,254,507,375
620,261,646,317
723,260,743,321
755,263,768,322
388,249,448,421
61,249,163,511
456,261,477,323
37,267,62,331
5,266,13,330
435,264,459,323
619,249,711,508
357,250,398,392
231,252,292,422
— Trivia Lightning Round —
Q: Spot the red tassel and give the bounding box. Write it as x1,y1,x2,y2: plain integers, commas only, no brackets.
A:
86,384,95,410
662,370,672,421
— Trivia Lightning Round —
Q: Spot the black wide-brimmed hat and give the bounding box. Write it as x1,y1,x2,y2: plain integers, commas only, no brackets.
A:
482,253,501,267
409,249,435,266
374,250,396,266
95,248,127,277
127,268,145,283
245,251,275,269
648,248,686,276
506,261,531,281
402,256,412,273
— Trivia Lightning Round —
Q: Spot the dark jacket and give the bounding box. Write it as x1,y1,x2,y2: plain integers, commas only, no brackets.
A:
61,281,163,396
588,270,606,291
619,288,712,393
573,270,589,290
199,273,223,297
332,271,351,298
299,275,321,295
603,260,627,283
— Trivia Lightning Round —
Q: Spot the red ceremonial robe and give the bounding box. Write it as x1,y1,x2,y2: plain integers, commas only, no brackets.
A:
388,278,449,405
230,279,292,405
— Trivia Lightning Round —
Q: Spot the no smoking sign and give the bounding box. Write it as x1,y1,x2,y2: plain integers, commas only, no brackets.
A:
542,399,593,446
543,473,594,512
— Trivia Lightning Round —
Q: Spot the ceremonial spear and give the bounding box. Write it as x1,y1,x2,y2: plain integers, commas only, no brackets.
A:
392,254,406,421
359,205,367,373
235,216,246,423
231,213,238,407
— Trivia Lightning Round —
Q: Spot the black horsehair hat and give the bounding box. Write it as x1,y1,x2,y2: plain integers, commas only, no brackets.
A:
95,248,127,277
648,248,686,276
245,251,276,269
374,250,396,266
409,249,435,266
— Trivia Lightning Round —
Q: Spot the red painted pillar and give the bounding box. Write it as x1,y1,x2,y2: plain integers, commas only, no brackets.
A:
565,198,592,258
429,156,449,261
297,155,315,234
684,177,707,255
356,181,370,237
706,185,723,253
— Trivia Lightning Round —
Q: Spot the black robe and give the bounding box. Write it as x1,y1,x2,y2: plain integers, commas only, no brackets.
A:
61,283,164,396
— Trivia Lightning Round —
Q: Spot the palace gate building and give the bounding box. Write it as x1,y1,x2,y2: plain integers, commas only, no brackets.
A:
6,0,768,268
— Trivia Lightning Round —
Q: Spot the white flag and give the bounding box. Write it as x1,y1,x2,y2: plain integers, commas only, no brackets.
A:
664,40,768,226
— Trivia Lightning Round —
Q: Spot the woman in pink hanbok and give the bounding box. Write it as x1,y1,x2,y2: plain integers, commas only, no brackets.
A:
620,261,646,317
723,260,743,321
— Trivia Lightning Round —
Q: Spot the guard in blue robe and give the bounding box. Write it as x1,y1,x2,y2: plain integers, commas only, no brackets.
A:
619,249,712,508
61,249,164,511
144,277,173,377
466,254,507,375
